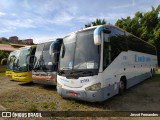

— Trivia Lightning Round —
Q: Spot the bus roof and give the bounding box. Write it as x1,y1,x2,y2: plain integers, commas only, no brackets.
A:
64,24,155,48
64,24,115,38
36,38,62,45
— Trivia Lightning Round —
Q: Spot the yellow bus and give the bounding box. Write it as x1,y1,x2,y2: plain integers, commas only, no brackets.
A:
12,45,36,82
5,50,19,77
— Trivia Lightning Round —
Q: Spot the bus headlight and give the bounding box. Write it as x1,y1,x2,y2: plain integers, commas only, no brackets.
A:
85,83,101,91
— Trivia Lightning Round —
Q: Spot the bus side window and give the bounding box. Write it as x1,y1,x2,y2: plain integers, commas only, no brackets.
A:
110,28,127,61
103,33,110,70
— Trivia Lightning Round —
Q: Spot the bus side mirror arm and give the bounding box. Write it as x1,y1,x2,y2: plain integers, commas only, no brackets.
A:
51,52,59,64
94,25,110,45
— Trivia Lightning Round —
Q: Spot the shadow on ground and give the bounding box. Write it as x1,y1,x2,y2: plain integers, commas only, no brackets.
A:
41,85,57,91
18,82,36,86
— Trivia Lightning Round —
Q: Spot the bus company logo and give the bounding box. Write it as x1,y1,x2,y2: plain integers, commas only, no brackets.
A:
135,55,151,62
80,79,89,83
2,112,11,117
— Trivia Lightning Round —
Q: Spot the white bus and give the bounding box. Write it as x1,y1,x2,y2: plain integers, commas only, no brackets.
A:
57,24,158,102
32,38,62,85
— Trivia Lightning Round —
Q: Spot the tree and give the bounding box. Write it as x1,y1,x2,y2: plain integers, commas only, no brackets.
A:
84,18,106,28
0,51,9,62
84,23,91,28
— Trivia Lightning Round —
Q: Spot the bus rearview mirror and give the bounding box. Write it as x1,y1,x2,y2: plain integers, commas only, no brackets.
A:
94,25,110,45
51,52,59,64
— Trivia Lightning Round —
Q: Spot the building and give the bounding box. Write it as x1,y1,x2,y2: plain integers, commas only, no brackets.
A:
9,36,18,43
23,39,33,44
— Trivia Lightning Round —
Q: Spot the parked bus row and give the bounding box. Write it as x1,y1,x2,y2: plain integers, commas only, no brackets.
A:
5,24,158,102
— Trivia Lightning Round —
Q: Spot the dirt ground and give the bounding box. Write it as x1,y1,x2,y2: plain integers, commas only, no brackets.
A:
0,70,160,120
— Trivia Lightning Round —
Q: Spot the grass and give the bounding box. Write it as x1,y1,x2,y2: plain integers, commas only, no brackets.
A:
157,69,160,74
0,72,5,76
29,104,38,112
50,101,56,110
42,102,48,108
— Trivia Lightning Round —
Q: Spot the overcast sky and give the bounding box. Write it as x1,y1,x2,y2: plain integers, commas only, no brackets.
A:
0,0,159,43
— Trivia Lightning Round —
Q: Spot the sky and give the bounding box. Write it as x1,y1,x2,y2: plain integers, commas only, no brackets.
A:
0,0,159,43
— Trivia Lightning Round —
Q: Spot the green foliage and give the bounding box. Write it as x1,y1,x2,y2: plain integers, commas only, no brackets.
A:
0,51,9,58
115,5,160,65
50,101,56,110
0,51,9,64
41,101,56,110
84,23,91,28
29,104,38,112
0,73,5,76
42,102,48,108
84,18,106,28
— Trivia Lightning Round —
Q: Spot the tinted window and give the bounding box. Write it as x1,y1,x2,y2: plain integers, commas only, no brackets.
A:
103,28,127,70
126,32,156,55
110,28,127,61
103,33,110,70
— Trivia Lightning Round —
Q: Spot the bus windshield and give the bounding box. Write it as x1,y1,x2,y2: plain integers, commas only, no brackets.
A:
60,29,100,75
6,51,17,70
42,41,53,71
33,41,59,72
13,47,31,72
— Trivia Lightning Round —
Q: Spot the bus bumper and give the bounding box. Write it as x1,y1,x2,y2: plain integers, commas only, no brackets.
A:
12,76,32,82
12,72,32,82
5,70,12,78
57,86,104,102
32,78,56,85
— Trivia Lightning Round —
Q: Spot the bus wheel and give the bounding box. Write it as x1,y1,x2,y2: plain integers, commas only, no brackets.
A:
119,79,125,94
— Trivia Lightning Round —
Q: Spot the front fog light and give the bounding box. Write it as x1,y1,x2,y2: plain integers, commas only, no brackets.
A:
85,83,101,91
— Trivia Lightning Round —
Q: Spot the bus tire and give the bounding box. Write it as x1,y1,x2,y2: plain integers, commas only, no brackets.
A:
150,69,153,78
152,69,156,76
119,78,126,94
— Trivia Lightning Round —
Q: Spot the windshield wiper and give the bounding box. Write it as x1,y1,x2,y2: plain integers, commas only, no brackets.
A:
58,67,72,75
65,70,94,79
70,70,94,76
61,67,72,70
